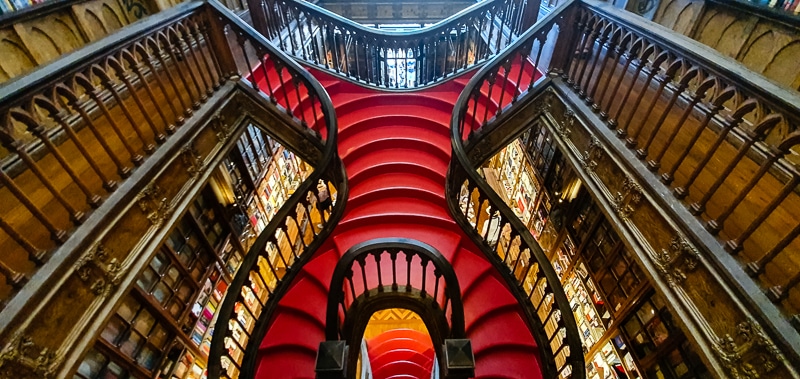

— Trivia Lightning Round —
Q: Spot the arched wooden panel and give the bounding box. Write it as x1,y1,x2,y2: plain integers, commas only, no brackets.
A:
652,0,702,35
0,30,37,84
12,12,87,66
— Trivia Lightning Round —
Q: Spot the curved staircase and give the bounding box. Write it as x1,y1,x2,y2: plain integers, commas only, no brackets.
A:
367,329,435,379
252,65,544,378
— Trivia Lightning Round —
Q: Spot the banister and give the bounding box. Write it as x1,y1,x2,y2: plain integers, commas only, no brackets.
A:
203,2,349,379
250,0,538,89
325,237,465,340
259,0,527,38
0,1,204,111
323,238,465,379
447,2,584,379
580,0,800,122
451,0,800,376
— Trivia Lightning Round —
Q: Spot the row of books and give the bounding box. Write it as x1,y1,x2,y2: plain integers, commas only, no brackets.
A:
748,0,800,14
0,0,45,15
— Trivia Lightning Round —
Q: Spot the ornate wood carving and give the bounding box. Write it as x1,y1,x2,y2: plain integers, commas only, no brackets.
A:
541,86,796,379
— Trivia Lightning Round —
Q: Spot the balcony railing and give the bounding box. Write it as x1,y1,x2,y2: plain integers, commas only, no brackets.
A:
323,238,466,379
0,0,345,376
451,0,800,375
447,2,585,379
566,0,800,342
0,0,226,311
247,0,540,89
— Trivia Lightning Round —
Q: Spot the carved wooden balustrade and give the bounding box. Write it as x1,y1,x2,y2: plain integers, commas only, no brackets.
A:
247,0,539,89
451,0,800,376
0,4,345,378
324,238,466,378
566,0,800,339
447,3,585,379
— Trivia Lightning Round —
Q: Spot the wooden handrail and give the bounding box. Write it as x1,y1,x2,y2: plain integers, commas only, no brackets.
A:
324,238,465,379
248,0,540,89
447,3,585,379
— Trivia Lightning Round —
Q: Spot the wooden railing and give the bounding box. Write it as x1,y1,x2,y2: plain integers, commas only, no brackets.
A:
199,4,348,379
565,0,800,333
247,0,539,89
451,0,800,374
0,0,219,308
324,238,465,378
447,3,585,379
0,2,346,377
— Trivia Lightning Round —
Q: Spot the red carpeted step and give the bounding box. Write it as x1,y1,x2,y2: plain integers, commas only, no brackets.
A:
348,173,443,202
373,360,432,379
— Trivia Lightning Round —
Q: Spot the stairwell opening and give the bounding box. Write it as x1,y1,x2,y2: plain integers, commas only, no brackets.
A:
357,309,436,379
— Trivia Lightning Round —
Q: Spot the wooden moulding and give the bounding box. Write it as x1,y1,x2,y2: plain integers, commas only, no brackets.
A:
0,85,261,379
542,83,799,379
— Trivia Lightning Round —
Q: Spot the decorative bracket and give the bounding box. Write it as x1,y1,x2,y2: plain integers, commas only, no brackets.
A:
137,184,172,225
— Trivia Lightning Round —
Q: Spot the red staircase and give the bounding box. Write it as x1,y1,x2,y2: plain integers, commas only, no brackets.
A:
367,329,435,379
252,64,544,379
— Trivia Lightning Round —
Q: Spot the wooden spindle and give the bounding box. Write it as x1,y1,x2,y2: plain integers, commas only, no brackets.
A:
390,250,398,291
0,122,85,224
646,77,715,171
608,44,655,129
38,93,117,191
595,34,632,116
626,59,682,147
180,23,215,96
579,25,610,99
123,49,175,135
768,269,800,303
0,167,66,243
588,29,621,108
662,86,736,185
357,256,368,296
174,27,208,103
574,22,601,94
405,252,413,291
160,32,201,109
374,252,383,292
618,51,670,139
192,20,223,89
420,256,429,297
13,109,101,208
139,40,185,124
674,98,757,196
707,132,800,234
728,173,800,254
748,221,800,278
78,74,144,165
0,213,46,264
637,67,699,159
108,58,165,144
0,258,27,289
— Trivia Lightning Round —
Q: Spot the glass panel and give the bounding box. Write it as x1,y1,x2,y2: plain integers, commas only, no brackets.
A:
119,331,143,357
176,283,193,302
150,253,168,274
77,348,107,378
637,302,656,325
100,317,126,344
132,310,155,335
153,283,171,304
168,300,184,319
136,269,158,292
164,267,180,287
150,324,169,348
136,345,160,371
104,361,127,379
116,296,139,323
